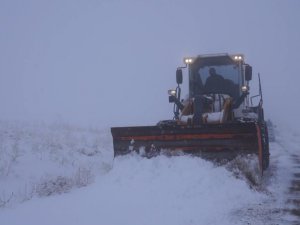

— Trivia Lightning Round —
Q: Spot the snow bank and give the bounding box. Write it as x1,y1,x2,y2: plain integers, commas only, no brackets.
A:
95,155,263,225
2,120,298,224
0,153,264,225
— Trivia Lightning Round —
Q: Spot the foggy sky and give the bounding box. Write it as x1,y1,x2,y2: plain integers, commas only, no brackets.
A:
1,0,299,130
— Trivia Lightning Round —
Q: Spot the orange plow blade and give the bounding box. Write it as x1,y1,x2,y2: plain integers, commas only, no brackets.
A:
111,121,269,172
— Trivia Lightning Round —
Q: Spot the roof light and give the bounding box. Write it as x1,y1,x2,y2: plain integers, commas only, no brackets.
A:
183,57,194,64
234,55,243,61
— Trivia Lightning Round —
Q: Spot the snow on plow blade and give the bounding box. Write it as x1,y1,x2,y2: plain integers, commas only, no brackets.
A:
111,122,265,171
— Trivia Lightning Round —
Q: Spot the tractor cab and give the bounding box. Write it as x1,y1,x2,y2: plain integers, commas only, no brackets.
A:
170,54,254,124
188,54,245,100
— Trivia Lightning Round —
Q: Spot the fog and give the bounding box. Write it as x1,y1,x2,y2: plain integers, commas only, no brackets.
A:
1,0,299,130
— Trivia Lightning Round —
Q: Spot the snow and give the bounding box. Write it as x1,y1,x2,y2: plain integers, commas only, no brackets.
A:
0,120,299,224
0,121,113,204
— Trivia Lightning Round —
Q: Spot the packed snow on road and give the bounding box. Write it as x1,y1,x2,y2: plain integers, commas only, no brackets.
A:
0,120,299,225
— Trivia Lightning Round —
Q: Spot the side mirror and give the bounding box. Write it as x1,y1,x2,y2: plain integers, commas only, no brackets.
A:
245,65,252,81
176,69,183,84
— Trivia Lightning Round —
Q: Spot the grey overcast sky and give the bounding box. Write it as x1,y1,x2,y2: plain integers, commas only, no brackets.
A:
0,0,299,130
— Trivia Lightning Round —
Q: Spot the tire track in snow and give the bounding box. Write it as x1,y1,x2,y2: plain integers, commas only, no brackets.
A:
274,129,300,224
285,154,300,224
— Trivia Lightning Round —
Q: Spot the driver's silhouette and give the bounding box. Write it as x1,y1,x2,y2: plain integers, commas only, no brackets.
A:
204,68,225,92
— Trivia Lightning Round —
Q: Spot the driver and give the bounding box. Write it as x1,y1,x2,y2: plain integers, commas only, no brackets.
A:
204,67,225,92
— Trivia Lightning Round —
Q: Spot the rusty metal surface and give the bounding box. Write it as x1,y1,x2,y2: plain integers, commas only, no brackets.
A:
111,122,259,157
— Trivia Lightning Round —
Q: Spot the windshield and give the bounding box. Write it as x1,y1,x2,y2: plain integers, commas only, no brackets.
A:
189,57,241,99
199,65,239,86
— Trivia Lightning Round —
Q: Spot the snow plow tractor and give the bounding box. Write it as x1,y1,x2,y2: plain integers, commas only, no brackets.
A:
111,53,269,173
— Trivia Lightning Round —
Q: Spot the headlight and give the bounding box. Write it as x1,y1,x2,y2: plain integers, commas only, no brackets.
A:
168,89,176,96
183,57,194,64
241,85,249,92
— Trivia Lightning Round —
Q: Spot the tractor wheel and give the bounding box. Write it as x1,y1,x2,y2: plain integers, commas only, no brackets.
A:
261,122,270,170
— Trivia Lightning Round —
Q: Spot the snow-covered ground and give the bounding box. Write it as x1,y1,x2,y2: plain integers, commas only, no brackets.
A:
0,120,299,225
